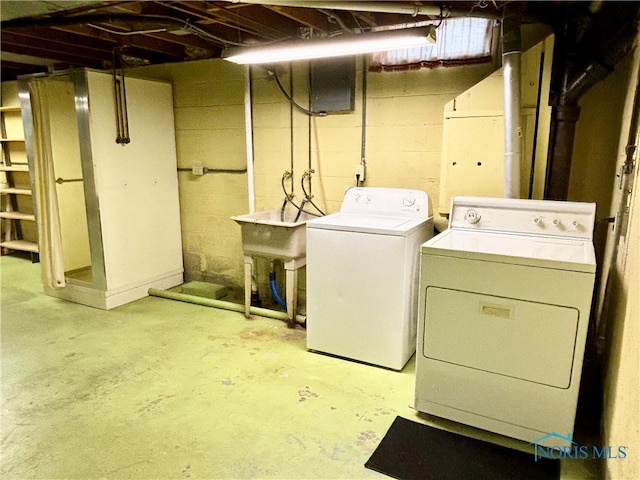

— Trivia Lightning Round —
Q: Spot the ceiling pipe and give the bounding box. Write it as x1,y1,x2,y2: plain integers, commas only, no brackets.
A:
225,0,501,19
564,62,612,103
545,7,639,201
502,4,523,199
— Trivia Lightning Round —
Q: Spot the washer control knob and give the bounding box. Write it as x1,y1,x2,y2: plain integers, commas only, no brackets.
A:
464,209,481,225
552,219,562,226
402,195,416,207
572,220,580,227
532,216,542,226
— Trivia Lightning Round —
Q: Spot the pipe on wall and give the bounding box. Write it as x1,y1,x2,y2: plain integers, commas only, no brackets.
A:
502,4,523,199
148,288,306,325
544,104,581,201
244,65,256,214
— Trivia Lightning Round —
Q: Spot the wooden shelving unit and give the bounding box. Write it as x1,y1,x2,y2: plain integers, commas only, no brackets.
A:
0,105,39,261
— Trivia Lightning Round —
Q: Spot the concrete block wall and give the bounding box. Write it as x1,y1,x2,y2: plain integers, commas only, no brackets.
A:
132,57,498,300
130,61,249,290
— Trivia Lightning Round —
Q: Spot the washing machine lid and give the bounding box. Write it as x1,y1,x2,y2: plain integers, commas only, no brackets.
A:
423,229,596,272
307,212,429,236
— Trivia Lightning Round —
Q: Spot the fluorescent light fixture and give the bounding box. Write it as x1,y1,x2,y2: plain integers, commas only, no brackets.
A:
221,26,436,65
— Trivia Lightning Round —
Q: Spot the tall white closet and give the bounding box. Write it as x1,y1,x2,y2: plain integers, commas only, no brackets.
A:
20,69,183,309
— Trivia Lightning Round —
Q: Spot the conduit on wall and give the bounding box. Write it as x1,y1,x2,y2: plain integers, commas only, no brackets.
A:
244,65,255,214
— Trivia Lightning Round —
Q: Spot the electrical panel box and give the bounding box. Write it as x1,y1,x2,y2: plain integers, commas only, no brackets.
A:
310,57,356,113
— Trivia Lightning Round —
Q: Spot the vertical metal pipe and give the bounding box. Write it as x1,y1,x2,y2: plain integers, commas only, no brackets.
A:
544,104,581,200
502,6,523,199
359,56,368,188
244,65,255,213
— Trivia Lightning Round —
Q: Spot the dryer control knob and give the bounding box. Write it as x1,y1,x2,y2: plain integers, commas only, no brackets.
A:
552,219,562,226
532,216,542,226
464,210,481,224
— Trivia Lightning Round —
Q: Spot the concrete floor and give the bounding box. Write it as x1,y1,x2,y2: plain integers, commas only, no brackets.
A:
1,254,600,479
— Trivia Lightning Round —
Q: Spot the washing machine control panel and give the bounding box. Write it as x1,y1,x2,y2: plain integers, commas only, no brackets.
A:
342,187,432,218
464,209,481,224
449,197,596,239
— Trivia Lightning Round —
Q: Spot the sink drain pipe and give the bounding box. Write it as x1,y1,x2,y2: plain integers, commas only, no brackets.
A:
148,288,306,325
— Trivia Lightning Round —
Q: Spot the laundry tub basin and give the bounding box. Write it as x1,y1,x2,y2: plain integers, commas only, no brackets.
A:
231,209,314,260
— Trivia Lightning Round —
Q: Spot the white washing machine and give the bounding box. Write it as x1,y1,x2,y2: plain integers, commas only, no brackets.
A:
415,196,597,447
306,187,434,370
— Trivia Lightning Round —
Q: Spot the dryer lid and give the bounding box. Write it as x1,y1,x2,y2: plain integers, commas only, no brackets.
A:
423,229,596,272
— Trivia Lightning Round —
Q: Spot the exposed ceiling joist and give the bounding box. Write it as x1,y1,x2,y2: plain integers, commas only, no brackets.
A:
1,1,639,84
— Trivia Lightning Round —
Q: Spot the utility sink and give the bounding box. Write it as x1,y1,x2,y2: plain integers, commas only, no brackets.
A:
231,209,315,260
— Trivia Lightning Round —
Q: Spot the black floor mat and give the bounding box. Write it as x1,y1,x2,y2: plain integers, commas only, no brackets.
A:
365,416,560,480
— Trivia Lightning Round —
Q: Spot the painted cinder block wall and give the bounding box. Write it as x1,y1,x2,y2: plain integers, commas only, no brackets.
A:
132,57,497,297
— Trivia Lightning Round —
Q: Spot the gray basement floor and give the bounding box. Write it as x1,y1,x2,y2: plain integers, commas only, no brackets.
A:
1,255,600,479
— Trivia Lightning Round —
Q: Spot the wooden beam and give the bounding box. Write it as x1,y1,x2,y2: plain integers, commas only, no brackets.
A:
202,3,301,39
264,5,333,34
1,30,112,63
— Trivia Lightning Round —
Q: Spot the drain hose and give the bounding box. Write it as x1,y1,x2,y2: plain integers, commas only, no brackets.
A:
269,271,288,310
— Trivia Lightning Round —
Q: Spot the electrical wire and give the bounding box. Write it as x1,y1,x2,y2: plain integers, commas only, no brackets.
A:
89,24,168,35
79,14,255,47
317,9,353,33
271,70,327,117
176,167,247,174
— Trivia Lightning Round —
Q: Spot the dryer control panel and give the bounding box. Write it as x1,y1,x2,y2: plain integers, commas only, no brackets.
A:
449,196,596,240
342,187,432,218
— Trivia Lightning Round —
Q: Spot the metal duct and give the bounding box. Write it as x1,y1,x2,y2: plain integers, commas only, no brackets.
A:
502,5,523,199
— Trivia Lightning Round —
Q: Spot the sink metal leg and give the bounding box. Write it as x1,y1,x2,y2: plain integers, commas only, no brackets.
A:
283,257,305,328
243,256,253,319
285,267,297,328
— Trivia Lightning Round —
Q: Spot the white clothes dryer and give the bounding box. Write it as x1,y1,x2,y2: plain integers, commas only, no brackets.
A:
306,187,434,370
415,196,597,447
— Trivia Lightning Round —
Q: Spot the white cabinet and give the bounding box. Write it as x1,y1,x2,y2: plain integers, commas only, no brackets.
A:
438,36,554,214
20,69,183,309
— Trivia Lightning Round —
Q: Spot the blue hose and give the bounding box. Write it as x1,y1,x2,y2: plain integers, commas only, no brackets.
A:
269,272,287,310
